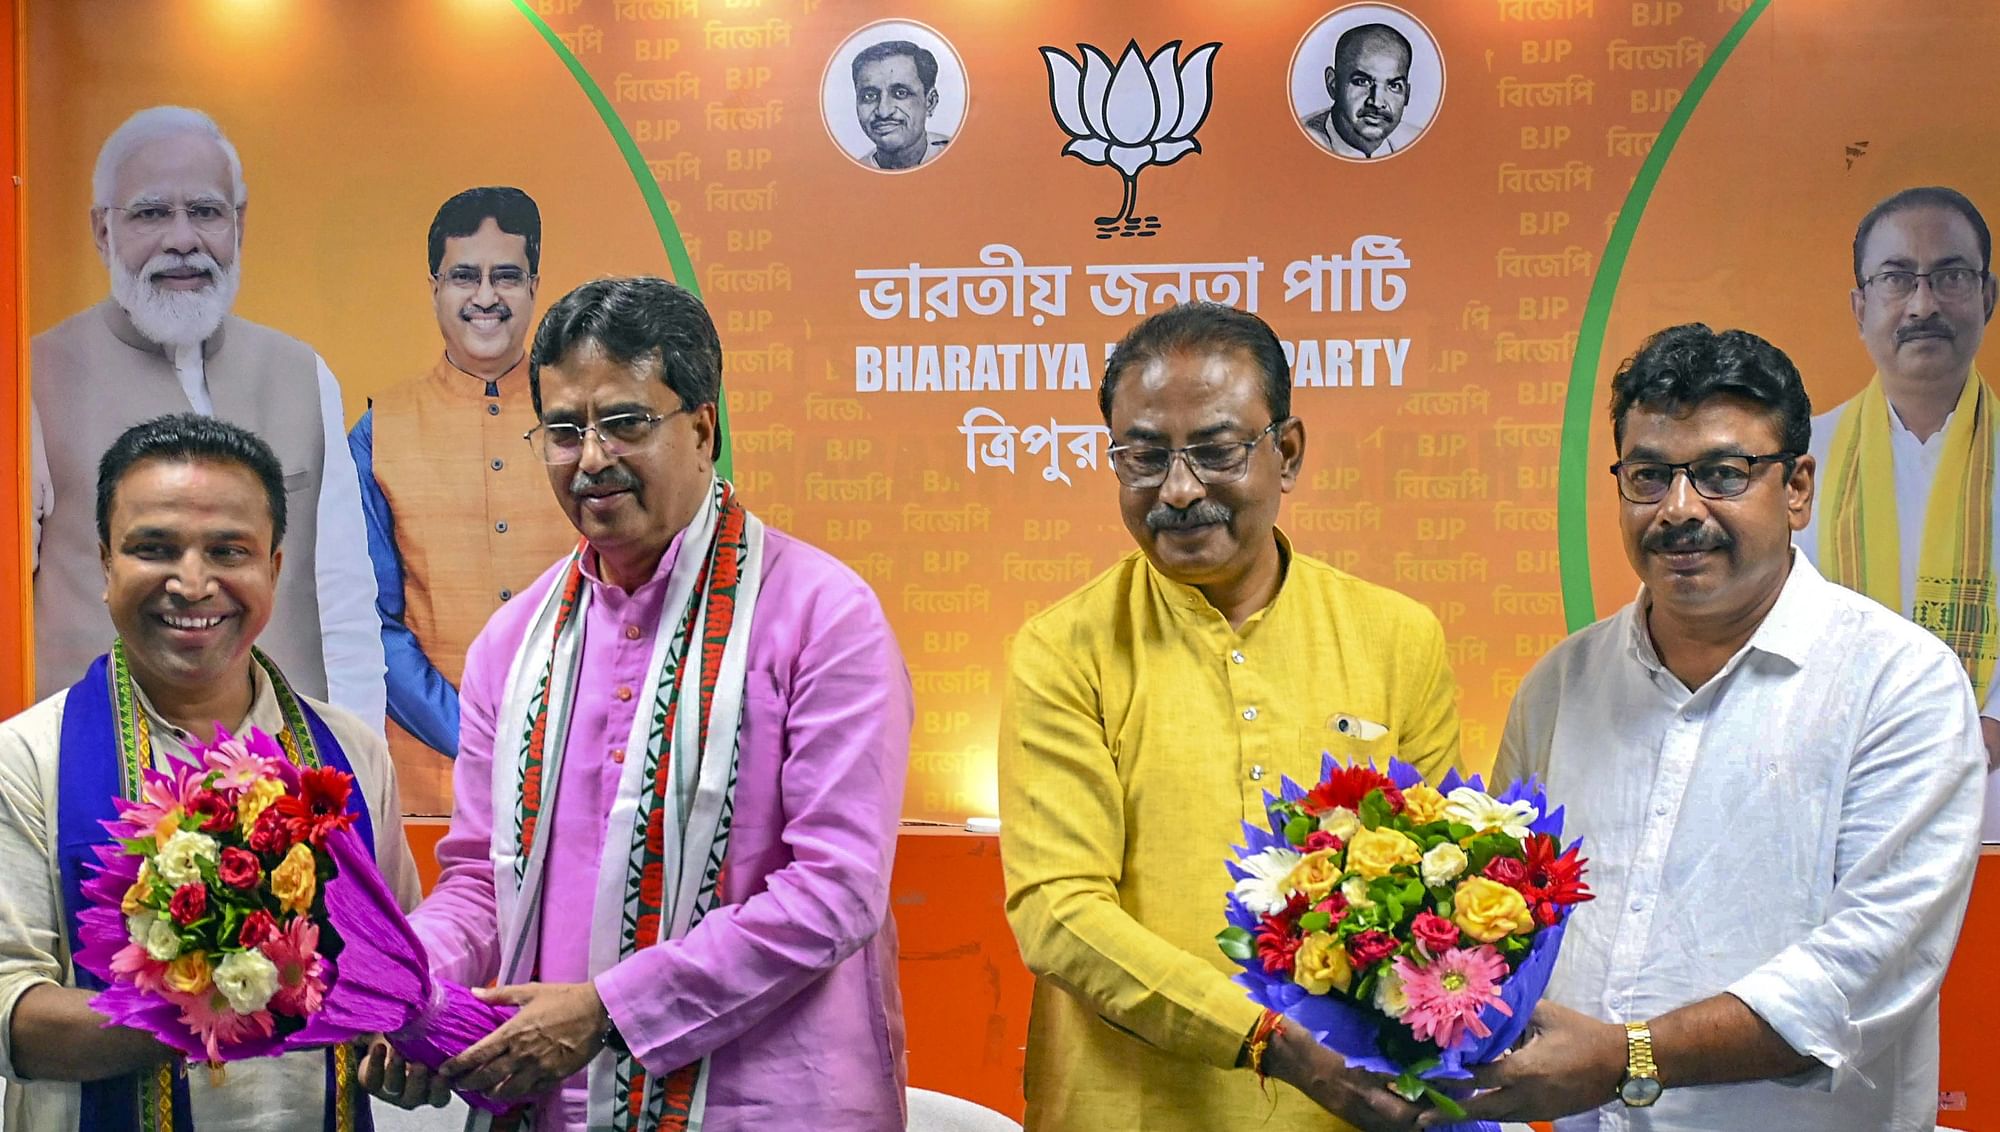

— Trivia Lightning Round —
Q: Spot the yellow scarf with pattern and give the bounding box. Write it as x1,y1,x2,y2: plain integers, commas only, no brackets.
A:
1821,370,1997,694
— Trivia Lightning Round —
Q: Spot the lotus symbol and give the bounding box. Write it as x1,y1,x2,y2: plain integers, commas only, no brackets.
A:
1041,39,1221,238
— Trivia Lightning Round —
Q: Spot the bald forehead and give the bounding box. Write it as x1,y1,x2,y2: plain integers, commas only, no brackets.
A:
1336,28,1412,69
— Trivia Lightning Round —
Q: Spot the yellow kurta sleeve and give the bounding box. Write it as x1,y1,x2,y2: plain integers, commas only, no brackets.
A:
999,621,1263,1071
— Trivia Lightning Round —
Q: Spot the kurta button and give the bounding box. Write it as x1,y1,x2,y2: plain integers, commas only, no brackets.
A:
1230,651,1245,664
615,686,634,702
491,458,504,470
611,747,626,764
498,588,513,601
487,403,500,416
495,520,509,533
1249,765,1264,781
1242,707,1257,721
625,624,642,640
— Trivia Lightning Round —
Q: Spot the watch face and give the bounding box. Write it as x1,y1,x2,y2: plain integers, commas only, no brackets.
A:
1620,1076,1663,1107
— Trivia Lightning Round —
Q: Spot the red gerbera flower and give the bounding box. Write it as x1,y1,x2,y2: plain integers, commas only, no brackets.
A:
272,766,358,848
1300,765,1404,817
1255,893,1310,975
1519,833,1593,926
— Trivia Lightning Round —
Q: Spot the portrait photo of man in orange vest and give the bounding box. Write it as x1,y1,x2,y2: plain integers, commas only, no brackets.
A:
349,186,579,814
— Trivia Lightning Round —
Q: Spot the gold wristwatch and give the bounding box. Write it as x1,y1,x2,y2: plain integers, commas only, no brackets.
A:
1617,1021,1662,1107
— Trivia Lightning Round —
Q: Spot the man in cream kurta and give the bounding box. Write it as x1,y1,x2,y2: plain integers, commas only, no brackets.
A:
30,104,382,727
0,413,420,1132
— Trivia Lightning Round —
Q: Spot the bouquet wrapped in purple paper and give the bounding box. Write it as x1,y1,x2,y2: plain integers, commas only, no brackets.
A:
1217,756,1592,1129
71,726,523,1115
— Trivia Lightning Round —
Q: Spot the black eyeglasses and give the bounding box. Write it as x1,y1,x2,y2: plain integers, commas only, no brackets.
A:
1608,452,1797,504
1859,266,1986,302
1107,420,1289,489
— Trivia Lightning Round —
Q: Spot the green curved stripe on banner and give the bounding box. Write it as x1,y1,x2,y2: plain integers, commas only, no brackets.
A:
509,0,733,478
1557,0,1770,630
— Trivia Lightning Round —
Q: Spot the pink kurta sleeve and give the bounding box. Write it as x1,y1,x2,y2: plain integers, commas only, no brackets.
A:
406,606,511,988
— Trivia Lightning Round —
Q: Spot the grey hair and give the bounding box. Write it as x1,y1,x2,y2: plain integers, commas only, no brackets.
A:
91,106,247,209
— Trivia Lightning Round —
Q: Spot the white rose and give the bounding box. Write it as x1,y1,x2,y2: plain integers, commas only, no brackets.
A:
1340,875,1374,908
154,831,220,888
143,915,182,962
1231,846,1304,916
212,949,279,1014
1318,807,1361,841
1420,842,1468,888
1373,965,1410,1019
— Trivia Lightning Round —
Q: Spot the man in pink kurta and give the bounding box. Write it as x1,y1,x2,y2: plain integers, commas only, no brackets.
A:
363,277,912,1130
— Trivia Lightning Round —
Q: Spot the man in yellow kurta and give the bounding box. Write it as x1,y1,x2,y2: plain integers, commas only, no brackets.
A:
999,303,1461,1132
349,187,578,814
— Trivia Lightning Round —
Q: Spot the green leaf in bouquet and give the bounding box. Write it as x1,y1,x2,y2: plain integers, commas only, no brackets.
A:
1383,894,1403,923
1501,934,1530,957
1446,822,1475,842
1284,815,1314,846
1387,1068,1427,1103
116,835,157,858
1359,789,1393,830
1398,878,1425,905
1216,925,1256,961
1464,831,1523,875
1353,967,1378,1003
1434,895,1454,920
1298,911,1332,935
1422,1085,1469,1120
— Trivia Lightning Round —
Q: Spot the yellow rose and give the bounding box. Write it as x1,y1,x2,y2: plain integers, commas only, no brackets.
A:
272,843,318,915
121,861,156,917
164,952,211,996
237,778,285,831
1402,783,1449,825
1452,876,1536,943
154,810,182,843
1347,827,1423,880
1283,849,1343,904
1292,932,1354,995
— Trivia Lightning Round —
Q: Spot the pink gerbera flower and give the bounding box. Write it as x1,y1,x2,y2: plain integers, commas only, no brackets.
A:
261,916,329,1017
174,987,276,1062
1392,945,1513,1051
109,940,169,994
203,730,275,793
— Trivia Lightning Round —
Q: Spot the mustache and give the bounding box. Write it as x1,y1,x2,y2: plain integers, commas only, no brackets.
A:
568,466,640,496
1897,317,1954,344
143,250,220,280
1146,500,1232,531
462,302,512,321
1642,523,1730,554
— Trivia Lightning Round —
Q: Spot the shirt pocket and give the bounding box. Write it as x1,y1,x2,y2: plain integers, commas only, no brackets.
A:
282,468,310,496
1307,712,1402,766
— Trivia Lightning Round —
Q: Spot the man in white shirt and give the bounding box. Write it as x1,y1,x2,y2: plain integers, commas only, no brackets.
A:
1798,186,2000,777
1447,323,1984,1130
30,105,383,729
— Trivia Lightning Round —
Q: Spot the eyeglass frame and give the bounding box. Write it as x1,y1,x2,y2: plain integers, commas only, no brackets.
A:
1106,418,1292,488
104,197,240,236
523,406,690,465
435,264,535,293
1606,451,1800,504
1857,265,1989,302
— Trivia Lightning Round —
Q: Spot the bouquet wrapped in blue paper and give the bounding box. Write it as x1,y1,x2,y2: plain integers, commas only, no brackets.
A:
1217,757,1592,1130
